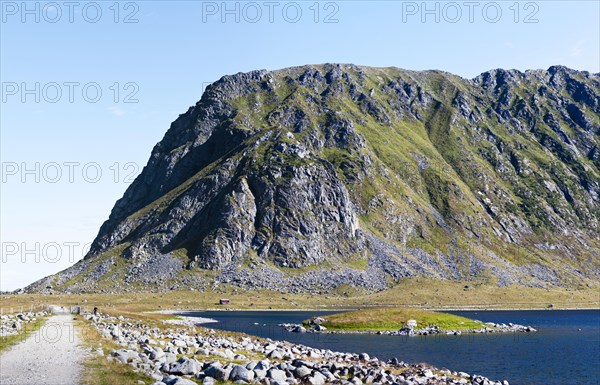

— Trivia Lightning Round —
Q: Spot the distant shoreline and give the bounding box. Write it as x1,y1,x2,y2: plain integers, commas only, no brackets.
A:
150,307,600,314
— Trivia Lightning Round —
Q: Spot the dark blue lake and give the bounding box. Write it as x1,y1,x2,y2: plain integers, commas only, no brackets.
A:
178,309,600,385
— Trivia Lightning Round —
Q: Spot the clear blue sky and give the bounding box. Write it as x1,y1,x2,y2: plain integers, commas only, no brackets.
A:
1,0,598,291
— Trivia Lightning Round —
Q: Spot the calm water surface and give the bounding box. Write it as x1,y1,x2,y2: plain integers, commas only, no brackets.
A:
178,309,600,385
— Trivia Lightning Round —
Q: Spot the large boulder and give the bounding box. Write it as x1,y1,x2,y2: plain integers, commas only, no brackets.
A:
204,364,230,381
294,366,312,378
230,364,255,382
268,369,288,382
167,357,200,375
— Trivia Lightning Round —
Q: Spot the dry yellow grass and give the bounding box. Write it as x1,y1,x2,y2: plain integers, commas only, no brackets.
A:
1,279,598,321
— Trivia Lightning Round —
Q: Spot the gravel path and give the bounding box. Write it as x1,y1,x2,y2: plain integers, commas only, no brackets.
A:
0,314,86,385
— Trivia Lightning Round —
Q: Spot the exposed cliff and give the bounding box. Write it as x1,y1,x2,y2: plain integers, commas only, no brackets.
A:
26,64,600,293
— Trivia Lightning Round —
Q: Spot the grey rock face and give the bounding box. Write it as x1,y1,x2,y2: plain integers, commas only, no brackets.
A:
25,64,600,294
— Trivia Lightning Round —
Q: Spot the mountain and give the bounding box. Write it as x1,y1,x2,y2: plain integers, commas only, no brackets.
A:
26,64,600,294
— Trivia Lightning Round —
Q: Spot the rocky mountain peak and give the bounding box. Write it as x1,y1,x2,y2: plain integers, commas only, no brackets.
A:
26,64,600,294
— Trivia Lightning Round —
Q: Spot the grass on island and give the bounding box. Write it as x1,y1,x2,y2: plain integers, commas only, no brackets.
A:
0,316,47,352
309,308,486,332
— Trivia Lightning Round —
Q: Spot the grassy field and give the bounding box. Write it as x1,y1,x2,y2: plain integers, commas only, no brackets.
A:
308,308,486,331
1,279,598,322
0,316,47,352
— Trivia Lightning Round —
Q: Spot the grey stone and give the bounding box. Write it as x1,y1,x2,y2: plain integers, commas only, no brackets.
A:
204,365,230,381
230,364,255,382
164,352,177,364
268,349,285,359
254,367,267,379
112,349,139,364
171,378,198,385
307,371,327,385
150,347,166,360
268,369,288,382
294,366,312,378
167,357,200,375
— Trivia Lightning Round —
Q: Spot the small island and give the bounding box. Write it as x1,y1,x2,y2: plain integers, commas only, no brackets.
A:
283,308,536,336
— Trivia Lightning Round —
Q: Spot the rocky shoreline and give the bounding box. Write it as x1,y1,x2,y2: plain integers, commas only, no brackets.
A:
85,312,511,385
